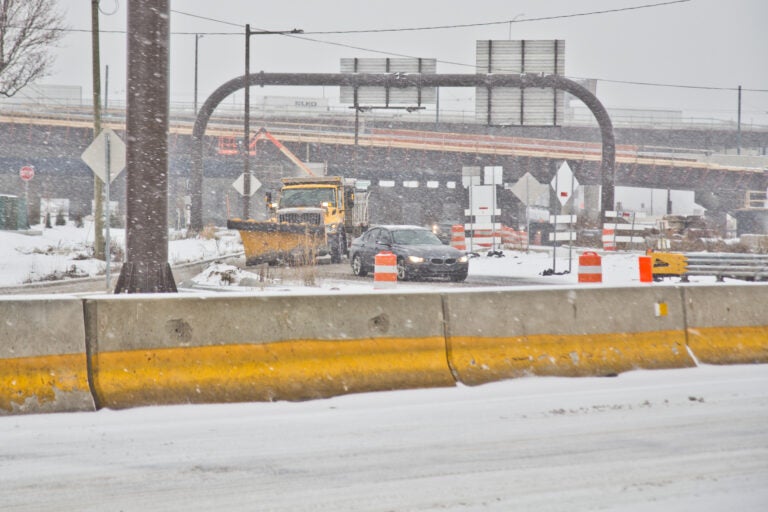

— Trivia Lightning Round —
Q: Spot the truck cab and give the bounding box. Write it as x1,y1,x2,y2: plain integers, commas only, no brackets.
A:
273,176,357,263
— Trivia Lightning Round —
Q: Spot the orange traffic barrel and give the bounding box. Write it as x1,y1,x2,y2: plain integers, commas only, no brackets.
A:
578,251,602,283
450,225,466,251
602,228,616,251
638,255,653,283
374,251,397,289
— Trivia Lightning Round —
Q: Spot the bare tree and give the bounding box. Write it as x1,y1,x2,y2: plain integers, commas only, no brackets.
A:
0,0,66,98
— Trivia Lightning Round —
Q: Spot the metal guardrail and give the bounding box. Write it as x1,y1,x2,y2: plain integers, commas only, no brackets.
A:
682,253,768,282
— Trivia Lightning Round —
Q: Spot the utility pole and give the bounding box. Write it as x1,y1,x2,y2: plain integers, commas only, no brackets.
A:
114,0,176,293
194,34,202,115
243,24,252,219
105,65,109,110
737,85,742,156
90,0,105,260
243,25,303,219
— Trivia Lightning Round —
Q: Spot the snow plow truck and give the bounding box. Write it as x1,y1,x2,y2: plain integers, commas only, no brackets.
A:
228,176,369,266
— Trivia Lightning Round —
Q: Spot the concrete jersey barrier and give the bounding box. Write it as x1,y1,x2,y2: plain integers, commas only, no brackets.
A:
442,286,695,385
3,284,767,415
0,296,95,415
83,292,455,409
682,285,768,364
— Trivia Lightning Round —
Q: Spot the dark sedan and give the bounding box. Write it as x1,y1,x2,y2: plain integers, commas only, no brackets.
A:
349,225,469,281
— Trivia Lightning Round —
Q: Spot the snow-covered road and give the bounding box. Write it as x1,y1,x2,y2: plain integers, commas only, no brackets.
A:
1,364,766,511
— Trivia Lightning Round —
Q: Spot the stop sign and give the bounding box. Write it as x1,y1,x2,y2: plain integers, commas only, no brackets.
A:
19,165,34,181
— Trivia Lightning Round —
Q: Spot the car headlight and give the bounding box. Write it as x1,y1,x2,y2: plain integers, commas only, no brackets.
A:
458,255,469,263
407,255,425,263
326,223,339,234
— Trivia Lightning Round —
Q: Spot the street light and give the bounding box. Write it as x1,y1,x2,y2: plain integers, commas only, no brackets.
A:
194,34,203,115
242,24,303,219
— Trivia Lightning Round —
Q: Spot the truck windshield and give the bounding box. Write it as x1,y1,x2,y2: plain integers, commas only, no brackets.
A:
280,188,336,208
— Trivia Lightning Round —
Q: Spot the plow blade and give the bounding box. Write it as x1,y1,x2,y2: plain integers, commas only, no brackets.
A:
228,219,326,266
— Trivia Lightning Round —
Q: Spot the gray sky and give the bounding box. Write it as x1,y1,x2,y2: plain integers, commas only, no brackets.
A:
44,0,768,125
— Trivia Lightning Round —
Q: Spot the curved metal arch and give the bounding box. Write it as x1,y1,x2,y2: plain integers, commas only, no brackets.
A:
190,73,615,231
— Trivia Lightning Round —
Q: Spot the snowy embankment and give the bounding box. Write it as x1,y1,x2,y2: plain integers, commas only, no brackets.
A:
0,222,243,288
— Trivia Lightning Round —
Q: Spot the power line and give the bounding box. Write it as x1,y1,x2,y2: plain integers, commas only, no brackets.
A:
277,32,768,94
14,1,767,94
168,1,690,35
0,0,699,38
169,9,241,28
570,76,768,93
31,23,768,93
299,0,692,34
0,0,707,38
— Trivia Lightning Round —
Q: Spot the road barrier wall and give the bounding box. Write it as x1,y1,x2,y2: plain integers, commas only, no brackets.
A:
2,284,766,415
443,287,694,385
83,292,455,409
0,296,95,415
682,285,768,364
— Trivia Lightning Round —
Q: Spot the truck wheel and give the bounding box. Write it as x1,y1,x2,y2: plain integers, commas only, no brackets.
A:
330,234,344,264
351,254,367,276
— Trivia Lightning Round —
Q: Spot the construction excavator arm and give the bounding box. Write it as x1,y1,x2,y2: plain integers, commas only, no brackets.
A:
252,128,316,177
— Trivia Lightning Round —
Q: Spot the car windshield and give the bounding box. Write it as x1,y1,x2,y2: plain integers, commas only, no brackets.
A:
280,188,336,208
392,229,443,246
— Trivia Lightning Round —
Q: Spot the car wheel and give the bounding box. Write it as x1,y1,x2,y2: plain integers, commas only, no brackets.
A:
450,271,467,282
396,258,410,281
351,254,367,276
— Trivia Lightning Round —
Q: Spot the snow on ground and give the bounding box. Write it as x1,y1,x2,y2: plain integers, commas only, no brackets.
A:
0,220,749,291
1,363,766,511
2,224,767,510
0,221,242,287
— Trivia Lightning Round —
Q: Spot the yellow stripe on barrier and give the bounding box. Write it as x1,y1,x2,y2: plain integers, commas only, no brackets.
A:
91,336,455,409
447,330,694,386
0,354,92,414
686,325,768,365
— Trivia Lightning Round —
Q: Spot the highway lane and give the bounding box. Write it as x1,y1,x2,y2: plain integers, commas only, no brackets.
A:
1,364,766,511
266,261,562,288
2,259,554,294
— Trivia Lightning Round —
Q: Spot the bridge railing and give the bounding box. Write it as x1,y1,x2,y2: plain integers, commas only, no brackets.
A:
3,99,768,132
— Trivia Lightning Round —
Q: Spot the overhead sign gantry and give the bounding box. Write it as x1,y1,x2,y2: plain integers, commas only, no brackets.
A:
189,72,616,233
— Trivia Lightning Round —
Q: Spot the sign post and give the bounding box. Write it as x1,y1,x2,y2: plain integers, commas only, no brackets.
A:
19,166,34,222
508,172,548,253
104,132,112,289
550,161,580,274
81,128,126,289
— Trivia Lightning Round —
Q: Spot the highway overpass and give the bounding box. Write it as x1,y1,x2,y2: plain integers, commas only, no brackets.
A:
1,108,766,230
